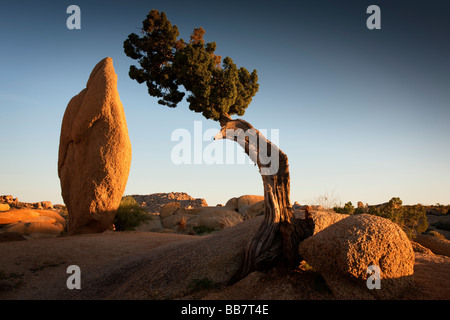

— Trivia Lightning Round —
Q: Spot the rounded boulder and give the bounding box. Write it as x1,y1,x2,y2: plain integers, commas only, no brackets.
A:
299,214,415,299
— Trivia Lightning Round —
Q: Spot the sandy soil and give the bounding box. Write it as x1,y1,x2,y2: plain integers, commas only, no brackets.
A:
0,228,449,300
0,231,194,299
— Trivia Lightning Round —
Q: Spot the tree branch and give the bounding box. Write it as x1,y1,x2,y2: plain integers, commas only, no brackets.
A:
219,112,232,127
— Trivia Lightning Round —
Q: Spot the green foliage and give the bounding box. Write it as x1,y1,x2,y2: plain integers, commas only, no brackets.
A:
354,206,366,215
402,204,429,235
124,9,259,121
424,204,450,215
334,197,429,238
368,198,404,226
192,225,215,235
333,201,355,215
368,198,428,238
114,196,151,231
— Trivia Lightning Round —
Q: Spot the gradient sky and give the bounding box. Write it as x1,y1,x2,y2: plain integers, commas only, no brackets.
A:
0,0,449,207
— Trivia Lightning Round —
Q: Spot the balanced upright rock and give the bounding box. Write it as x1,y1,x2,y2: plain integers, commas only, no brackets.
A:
58,57,132,234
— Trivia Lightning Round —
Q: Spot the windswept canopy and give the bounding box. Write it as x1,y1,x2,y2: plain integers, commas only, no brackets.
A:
124,9,259,121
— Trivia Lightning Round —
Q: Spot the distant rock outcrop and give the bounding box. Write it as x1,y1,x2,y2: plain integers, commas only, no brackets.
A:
128,193,252,234
0,195,18,209
129,192,208,215
58,57,132,234
0,203,10,212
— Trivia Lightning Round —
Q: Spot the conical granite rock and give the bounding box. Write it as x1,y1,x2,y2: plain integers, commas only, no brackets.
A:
58,57,132,234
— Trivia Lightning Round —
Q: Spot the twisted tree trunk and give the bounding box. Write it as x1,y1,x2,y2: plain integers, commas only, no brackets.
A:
216,114,314,280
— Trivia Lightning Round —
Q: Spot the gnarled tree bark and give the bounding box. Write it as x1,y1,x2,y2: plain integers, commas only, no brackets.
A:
215,113,314,281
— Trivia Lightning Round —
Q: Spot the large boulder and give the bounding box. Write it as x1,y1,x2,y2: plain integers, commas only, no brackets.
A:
0,209,40,225
38,210,67,229
237,195,264,213
0,203,10,212
224,195,264,214
242,200,264,219
58,57,132,234
186,207,243,231
160,207,244,232
299,214,415,299
159,202,181,218
413,233,450,257
309,210,349,234
0,209,67,239
224,197,238,211
3,216,64,236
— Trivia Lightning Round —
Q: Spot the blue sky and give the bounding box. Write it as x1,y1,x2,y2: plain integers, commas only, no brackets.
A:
0,0,449,206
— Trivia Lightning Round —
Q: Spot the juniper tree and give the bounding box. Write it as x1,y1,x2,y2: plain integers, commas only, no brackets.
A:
124,9,314,279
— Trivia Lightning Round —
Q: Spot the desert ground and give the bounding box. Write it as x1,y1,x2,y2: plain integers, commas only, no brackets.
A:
1,194,449,300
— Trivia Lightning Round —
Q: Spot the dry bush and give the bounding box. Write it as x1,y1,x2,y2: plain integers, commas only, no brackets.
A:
217,215,244,229
313,191,341,210
177,215,187,231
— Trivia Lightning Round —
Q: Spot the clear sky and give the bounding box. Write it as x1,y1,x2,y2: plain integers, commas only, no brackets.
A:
0,0,449,207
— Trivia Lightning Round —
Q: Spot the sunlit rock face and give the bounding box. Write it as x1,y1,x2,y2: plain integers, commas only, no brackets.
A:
58,57,132,234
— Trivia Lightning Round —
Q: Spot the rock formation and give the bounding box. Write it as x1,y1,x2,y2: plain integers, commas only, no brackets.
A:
299,214,415,299
0,209,66,239
58,57,132,234
414,233,450,257
242,200,264,219
159,202,181,218
129,192,207,214
224,195,264,214
309,210,349,234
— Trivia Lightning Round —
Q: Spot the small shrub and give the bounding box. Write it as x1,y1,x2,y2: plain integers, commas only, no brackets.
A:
177,216,187,230
334,201,355,215
299,260,315,272
217,216,243,229
334,197,429,239
114,196,151,231
354,206,366,215
192,225,215,235
367,198,428,239
403,204,428,235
